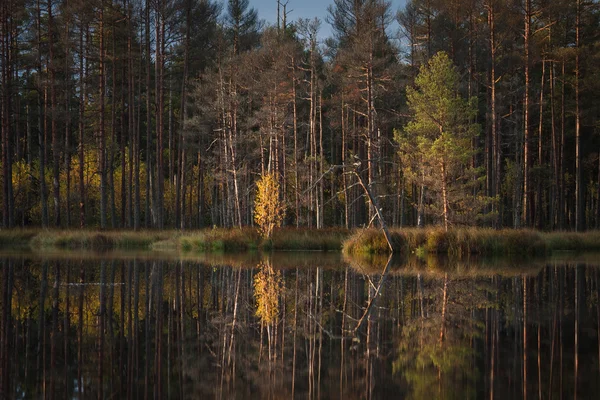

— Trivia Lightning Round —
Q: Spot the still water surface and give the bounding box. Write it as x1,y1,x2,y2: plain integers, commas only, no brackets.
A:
0,251,599,399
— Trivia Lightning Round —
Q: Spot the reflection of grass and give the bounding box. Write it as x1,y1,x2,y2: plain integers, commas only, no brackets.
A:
343,227,600,257
344,252,546,277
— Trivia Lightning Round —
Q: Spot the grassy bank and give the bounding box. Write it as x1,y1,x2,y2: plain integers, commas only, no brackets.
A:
342,228,600,257
2,227,599,256
0,227,349,252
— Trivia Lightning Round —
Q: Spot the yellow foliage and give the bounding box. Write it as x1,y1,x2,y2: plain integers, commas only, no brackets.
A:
254,172,285,239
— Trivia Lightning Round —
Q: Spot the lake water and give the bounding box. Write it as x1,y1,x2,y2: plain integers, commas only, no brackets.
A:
0,251,599,399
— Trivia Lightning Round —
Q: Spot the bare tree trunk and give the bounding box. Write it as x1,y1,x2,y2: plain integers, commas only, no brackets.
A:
48,0,61,227
536,60,545,229
64,6,71,227
99,0,107,229
559,61,566,229
121,66,127,228
487,0,499,227
145,0,152,228
155,0,165,228
442,160,449,231
79,23,86,228
127,1,135,229
110,17,118,228
37,0,48,227
522,0,532,228
177,0,191,230
550,60,558,229
575,0,583,231
292,63,300,227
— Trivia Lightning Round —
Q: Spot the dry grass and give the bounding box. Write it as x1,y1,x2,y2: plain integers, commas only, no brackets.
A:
2,227,599,256
342,227,573,257
0,227,348,253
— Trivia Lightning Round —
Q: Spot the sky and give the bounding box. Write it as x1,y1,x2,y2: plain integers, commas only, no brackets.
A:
250,0,407,41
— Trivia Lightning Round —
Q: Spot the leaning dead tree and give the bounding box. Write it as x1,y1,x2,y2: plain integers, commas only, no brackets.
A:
348,160,396,253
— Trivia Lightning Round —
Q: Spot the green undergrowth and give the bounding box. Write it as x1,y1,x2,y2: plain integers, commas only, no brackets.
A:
343,228,600,257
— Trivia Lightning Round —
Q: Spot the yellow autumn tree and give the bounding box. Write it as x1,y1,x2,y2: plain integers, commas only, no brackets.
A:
254,172,285,238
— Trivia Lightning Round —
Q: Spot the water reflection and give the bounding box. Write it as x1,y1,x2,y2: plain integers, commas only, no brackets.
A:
0,254,599,399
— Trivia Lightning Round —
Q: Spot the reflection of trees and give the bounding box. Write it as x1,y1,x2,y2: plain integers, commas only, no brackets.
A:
393,274,485,400
2,257,600,399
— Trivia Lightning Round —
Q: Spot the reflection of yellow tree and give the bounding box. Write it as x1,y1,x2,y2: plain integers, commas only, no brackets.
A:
254,261,282,325
254,261,282,366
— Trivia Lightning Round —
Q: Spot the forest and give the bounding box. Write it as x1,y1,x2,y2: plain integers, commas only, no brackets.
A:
0,0,599,231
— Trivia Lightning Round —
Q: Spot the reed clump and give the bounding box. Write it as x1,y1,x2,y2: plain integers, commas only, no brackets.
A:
343,227,556,257
179,228,261,252
342,229,408,255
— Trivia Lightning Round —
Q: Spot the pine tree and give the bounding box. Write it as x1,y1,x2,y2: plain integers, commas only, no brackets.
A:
396,52,483,230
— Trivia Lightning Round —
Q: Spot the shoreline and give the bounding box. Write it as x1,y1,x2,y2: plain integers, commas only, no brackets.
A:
0,227,599,258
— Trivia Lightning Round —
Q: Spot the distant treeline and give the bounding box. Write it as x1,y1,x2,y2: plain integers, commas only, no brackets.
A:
0,0,598,230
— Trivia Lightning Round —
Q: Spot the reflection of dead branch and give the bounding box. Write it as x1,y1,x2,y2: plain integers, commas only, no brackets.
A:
352,254,393,336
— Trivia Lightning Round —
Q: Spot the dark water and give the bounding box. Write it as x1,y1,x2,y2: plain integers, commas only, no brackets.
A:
0,252,599,399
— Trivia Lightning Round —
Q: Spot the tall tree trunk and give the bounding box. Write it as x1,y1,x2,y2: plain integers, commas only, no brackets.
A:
99,0,107,229
0,0,13,228
550,58,558,229
127,1,134,229
133,4,141,230
79,23,86,228
49,0,60,227
559,61,566,230
177,0,191,230
145,0,152,228
522,0,532,228
37,0,48,227
292,62,300,227
575,0,583,231
487,0,500,228
64,4,71,227
121,64,127,228
155,0,165,228
536,60,545,229
110,14,117,228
